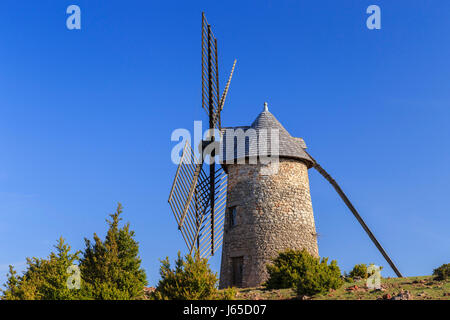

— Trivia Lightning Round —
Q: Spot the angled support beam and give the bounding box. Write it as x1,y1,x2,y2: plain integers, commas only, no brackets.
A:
307,152,403,277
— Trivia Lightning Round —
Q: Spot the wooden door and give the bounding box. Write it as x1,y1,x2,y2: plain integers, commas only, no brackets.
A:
232,256,243,287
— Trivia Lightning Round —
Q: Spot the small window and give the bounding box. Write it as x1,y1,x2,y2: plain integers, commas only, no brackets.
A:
229,206,237,228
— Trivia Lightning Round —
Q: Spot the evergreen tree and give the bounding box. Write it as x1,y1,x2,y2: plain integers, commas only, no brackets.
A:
1,237,82,300
2,266,20,300
153,251,218,300
79,203,147,299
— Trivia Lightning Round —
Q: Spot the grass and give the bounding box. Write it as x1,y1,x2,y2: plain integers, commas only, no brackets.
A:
222,276,450,300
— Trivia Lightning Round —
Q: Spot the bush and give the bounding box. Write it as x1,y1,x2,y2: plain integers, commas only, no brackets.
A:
296,257,343,296
1,203,147,300
217,287,238,300
1,237,82,300
348,264,368,279
153,252,218,300
342,271,353,283
265,249,309,289
433,263,450,281
265,249,343,296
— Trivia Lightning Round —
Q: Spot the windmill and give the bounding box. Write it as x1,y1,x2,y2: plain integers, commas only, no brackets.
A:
168,13,403,278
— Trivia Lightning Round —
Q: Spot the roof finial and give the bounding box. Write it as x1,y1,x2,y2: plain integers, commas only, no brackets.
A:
264,101,268,112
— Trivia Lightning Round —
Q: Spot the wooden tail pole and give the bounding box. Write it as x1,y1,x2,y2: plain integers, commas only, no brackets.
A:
307,152,403,277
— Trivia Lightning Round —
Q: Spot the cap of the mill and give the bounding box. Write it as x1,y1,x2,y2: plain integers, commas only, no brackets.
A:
264,102,268,112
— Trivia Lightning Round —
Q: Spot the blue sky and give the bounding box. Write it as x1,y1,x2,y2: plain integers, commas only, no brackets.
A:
1,0,449,287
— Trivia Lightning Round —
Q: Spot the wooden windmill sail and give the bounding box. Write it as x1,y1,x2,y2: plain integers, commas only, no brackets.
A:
168,12,236,259
168,12,403,278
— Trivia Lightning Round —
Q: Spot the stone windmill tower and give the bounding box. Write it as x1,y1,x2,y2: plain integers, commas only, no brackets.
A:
218,103,319,288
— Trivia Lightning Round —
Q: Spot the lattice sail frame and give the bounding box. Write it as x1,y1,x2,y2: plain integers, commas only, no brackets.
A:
202,12,221,129
168,141,227,259
198,165,227,258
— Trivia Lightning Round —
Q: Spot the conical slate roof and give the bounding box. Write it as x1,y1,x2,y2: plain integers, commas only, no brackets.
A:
220,104,314,168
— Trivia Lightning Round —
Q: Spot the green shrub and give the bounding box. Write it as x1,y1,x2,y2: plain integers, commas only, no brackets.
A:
433,263,450,281
1,237,82,300
265,249,343,296
217,287,237,300
153,252,218,300
348,264,368,279
342,271,353,283
296,257,343,296
265,249,309,289
1,204,147,300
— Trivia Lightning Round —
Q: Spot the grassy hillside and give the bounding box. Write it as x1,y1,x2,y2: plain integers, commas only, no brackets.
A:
226,276,449,300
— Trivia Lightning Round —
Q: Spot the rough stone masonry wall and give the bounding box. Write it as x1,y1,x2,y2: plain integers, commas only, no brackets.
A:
219,158,319,289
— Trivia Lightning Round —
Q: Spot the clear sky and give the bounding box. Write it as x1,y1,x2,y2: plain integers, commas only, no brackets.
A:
1,0,449,286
